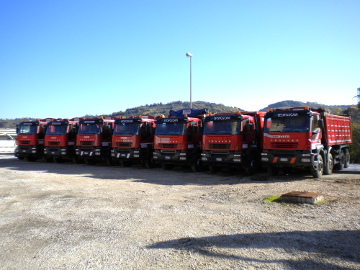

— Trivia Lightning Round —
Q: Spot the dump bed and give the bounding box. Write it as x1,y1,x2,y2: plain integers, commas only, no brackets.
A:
323,114,352,145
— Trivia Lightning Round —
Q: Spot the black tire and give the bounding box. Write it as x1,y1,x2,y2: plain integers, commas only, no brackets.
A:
105,157,114,166
45,157,53,163
311,154,323,178
161,163,174,170
344,149,350,168
85,158,96,165
209,165,220,174
144,159,153,169
244,158,260,175
323,153,333,175
120,160,131,167
73,157,83,164
336,151,345,171
53,157,63,163
190,159,202,172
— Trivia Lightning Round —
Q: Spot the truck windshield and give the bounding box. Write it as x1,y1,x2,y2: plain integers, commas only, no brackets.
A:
46,125,67,135
18,124,38,135
155,122,186,135
264,117,310,133
204,120,241,135
78,123,101,135
113,123,140,135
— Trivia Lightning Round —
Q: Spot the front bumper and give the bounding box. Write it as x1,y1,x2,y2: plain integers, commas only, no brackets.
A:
152,150,189,163
14,145,43,157
200,150,242,164
261,150,316,167
111,148,149,160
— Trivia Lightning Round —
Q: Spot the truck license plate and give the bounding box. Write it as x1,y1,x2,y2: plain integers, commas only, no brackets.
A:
216,158,222,161
280,158,288,162
165,156,171,160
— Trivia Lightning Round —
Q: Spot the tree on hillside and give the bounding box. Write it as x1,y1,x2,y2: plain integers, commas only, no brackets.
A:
344,107,360,163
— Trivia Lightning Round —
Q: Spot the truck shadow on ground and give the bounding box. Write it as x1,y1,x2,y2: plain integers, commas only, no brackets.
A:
147,230,360,269
1,156,358,186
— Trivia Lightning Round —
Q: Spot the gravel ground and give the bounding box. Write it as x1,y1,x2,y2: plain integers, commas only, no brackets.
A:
0,155,359,270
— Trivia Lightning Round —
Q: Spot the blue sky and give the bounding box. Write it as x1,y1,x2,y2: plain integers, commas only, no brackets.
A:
1,0,359,119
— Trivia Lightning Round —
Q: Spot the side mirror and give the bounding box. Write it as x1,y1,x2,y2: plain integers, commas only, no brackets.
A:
318,119,324,128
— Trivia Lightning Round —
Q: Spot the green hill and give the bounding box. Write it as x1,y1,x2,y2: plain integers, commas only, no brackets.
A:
261,100,351,115
109,101,242,117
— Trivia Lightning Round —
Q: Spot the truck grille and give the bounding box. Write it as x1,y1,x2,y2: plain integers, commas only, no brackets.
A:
209,144,231,150
160,144,177,149
80,141,93,146
271,142,298,149
116,142,132,147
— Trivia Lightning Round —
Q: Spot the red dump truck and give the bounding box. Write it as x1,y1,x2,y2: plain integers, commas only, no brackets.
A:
261,107,352,178
153,108,207,171
44,119,79,163
201,111,265,174
14,119,48,161
75,117,114,165
111,115,156,167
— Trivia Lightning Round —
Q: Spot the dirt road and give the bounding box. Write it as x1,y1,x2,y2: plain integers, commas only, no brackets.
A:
0,155,359,269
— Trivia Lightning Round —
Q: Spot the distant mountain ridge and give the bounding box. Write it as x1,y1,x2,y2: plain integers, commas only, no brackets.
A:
0,100,354,129
109,101,242,117
111,100,352,117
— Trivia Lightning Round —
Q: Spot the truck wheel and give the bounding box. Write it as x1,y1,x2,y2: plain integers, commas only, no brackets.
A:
161,163,174,170
190,164,201,172
323,153,333,175
209,165,220,174
73,157,83,164
45,157,53,163
191,159,202,172
120,160,131,167
311,155,323,178
245,158,259,175
344,149,350,168
336,151,345,170
53,157,64,163
144,160,153,169
267,165,279,176
85,158,96,165
105,157,114,166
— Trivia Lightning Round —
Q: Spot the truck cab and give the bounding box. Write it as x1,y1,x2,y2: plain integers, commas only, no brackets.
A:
201,111,265,173
261,107,352,177
153,109,206,171
15,120,48,161
111,115,155,167
44,119,78,163
75,117,114,165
